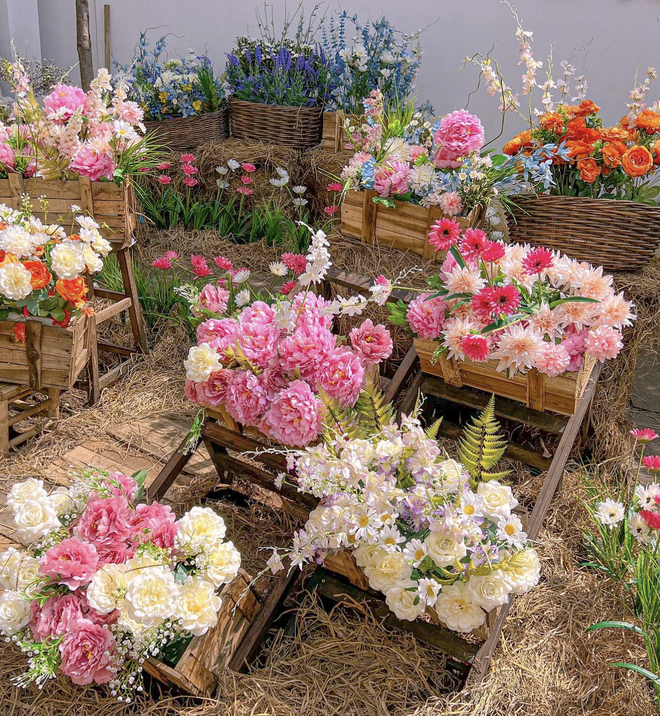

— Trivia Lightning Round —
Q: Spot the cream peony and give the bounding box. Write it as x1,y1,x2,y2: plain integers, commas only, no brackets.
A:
0,226,36,258
123,565,179,628
175,506,227,555
384,581,426,621
364,546,412,592
87,563,128,614
0,590,31,635
12,498,61,542
466,570,512,610
0,262,33,301
184,343,221,383
476,481,517,519
424,531,467,568
175,578,222,636
50,242,86,279
502,548,541,594
81,243,103,273
203,541,241,588
434,581,486,633
7,478,49,510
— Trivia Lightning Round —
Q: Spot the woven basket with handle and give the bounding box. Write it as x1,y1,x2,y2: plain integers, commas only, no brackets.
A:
507,195,660,272
144,107,228,153
228,96,322,150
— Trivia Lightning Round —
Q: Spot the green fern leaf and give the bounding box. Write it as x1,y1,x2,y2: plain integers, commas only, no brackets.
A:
425,417,443,441
458,395,510,485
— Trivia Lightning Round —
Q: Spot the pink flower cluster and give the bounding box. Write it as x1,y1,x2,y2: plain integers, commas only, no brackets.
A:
432,110,486,169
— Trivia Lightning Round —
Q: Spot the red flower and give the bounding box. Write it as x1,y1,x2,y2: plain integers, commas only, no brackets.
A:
180,153,196,163
281,252,307,276
324,205,339,216
642,456,660,473
51,308,71,328
327,182,343,192
164,250,179,261
280,280,297,295
460,227,489,259
190,254,211,277
472,284,521,321
523,247,554,274
240,174,253,184
460,334,489,361
481,240,506,262
630,428,659,443
213,256,234,271
428,218,462,252
183,177,199,187
241,162,256,172
152,256,172,269
640,509,660,530
157,162,172,171
182,164,198,175
236,186,253,195
12,322,26,344
157,175,171,185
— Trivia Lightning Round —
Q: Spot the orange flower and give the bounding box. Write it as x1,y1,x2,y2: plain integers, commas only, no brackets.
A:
565,140,593,161
55,276,88,306
81,304,95,317
0,251,18,267
600,126,629,142
653,139,660,165
622,145,654,177
565,117,587,140
503,130,533,156
22,260,52,290
567,100,601,117
12,322,26,344
635,109,660,134
601,143,623,169
578,158,601,183
539,112,565,134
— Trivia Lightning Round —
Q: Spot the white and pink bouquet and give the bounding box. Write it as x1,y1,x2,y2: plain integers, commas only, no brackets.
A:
388,225,636,376
0,471,242,701
183,227,395,447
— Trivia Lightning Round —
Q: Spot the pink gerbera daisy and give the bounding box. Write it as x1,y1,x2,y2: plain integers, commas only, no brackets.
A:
471,284,521,321
522,247,554,275
630,428,659,443
642,455,660,473
460,228,489,259
281,252,308,276
157,174,172,185
242,163,256,172
428,218,462,252
481,240,506,263
152,255,172,269
280,280,297,295
460,334,489,362
190,254,212,277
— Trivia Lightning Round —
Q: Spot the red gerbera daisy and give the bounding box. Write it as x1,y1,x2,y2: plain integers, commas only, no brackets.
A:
522,247,554,274
642,455,660,473
428,218,462,252
472,284,522,321
630,428,659,443
281,252,308,276
640,509,660,530
280,280,297,295
460,228,489,259
460,334,489,361
481,240,506,263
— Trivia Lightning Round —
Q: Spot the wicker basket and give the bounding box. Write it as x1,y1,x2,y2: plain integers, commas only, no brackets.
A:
229,96,323,149
507,195,660,272
144,107,228,153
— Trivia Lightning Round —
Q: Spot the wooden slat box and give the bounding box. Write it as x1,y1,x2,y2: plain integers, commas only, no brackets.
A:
143,568,260,697
0,316,89,389
321,111,359,152
340,190,483,262
414,338,597,417
0,174,136,249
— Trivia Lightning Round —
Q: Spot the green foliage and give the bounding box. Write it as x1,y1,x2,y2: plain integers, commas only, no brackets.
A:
387,299,411,329
197,65,223,113
458,395,510,484
425,417,443,441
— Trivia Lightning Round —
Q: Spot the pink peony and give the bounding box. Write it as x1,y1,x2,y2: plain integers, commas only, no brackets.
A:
428,218,462,252
224,370,271,427
238,300,275,326
438,191,462,217
40,537,99,590
199,369,234,406
69,147,115,182
349,319,393,365
44,84,87,121
0,143,15,170
291,292,335,330
319,348,365,408
262,380,322,447
373,160,411,197
460,334,490,362
185,378,207,405
585,326,623,362
197,317,239,351
101,472,137,501
235,321,280,369
59,618,116,685
433,110,485,168
279,323,337,381
406,293,447,340
30,592,85,641
198,283,229,315
535,342,571,377
132,502,177,549
259,366,288,397
75,496,133,552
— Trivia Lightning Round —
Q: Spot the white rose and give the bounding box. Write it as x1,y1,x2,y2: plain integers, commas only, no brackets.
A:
365,546,412,592
477,481,518,519
434,581,486,633
437,459,467,489
467,570,512,611
15,554,41,596
353,542,380,569
87,563,128,614
184,343,221,383
49,487,74,516
502,548,541,594
175,506,226,555
384,581,426,621
0,590,31,635
81,243,103,274
13,498,61,542
7,478,48,511
203,541,241,587
175,578,222,636
0,547,24,590
123,565,179,628
0,262,33,301
50,242,85,279
117,609,148,636
424,531,467,568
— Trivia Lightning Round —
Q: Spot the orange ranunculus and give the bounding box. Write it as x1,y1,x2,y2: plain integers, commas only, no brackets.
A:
55,276,88,305
22,260,52,290
565,140,593,161
565,117,587,139
576,126,601,143
567,99,601,117
503,130,533,156
652,139,660,165
635,109,660,134
601,143,623,169
622,145,654,177
539,111,565,135
600,126,629,142
578,158,601,183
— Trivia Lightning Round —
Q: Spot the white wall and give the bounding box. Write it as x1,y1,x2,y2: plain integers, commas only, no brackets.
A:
6,0,660,143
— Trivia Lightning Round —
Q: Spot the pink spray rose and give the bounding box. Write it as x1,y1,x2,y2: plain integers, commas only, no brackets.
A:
40,537,99,590
69,146,116,181
44,84,87,121
433,110,485,169
279,323,337,382
349,319,393,365
224,370,271,427
262,380,322,447
197,284,229,315
373,160,411,197
59,618,116,685
406,293,448,340
199,368,234,406
132,502,177,549
319,348,365,408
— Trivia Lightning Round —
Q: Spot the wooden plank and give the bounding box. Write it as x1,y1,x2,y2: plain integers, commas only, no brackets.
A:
146,435,198,501
383,346,418,405
104,4,111,70
325,267,417,304
94,297,132,323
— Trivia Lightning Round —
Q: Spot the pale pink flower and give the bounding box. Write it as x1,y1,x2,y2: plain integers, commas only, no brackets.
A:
279,323,336,381
292,292,335,330
262,380,322,447
444,266,486,296
529,303,561,338
594,292,636,329
406,293,447,340
535,342,571,377
373,160,411,197
198,369,234,406
438,191,463,217
238,300,275,326
197,318,239,352
132,502,177,549
555,300,596,330
349,319,393,365
40,537,99,590
197,284,229,315
59,618,116,685
185,378,207,405
319,348,365,408
69,146,115,181
433,110,485,168
44,84,87,121
492,325,545,374
235,321,280,369
571,265,613,300
101,472,137,501
224,370,270,427
442,316,479,360
585,326,623,362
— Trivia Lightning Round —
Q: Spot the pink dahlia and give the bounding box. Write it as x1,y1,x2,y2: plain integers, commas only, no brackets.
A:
198,283,229,314
199,369,234,406
281,252,307,276
75,496,133,551
132,502,177,549
291,292,335,330
69,147,115,182
224,370,271,427
460,334,490,362
584,326,623,362
492,324,545,374
535,342,571,377
522,247,554,275
262,380,322,447
59,618,116,685
197,317,239,351
235,321,280,369
182,163,198,175
428,218,462,252
438,191,462,217
44,84,87,121
460,228,489,260
433,110,485,168
349,319,393,365
319,347,365,408
471,284,521,321
184,177,199,188
642,455,660,473
40,537,99,590
406,293,447,340
630,428,659,443
373,160,411,197
279,323,336,380
238,300,275,326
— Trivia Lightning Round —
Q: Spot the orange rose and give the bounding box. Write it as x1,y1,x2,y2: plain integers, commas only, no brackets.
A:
503,130,533,156
601,143,623,168
22,260,52,290
55,277,88,306
567,100,601,117
539,112,565,135
653,139,660,165
578,158,601,183
0,251,18,267
600,126,629,142
622,145,654,177
565,140,593,161
635,109,660,134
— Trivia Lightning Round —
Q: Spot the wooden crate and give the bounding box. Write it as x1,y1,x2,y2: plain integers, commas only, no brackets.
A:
143,568,260,697
414,338,597,417
321,111,359,152
0,316,90,389
340,190,483,262
0,383,60,455
0,174,136,249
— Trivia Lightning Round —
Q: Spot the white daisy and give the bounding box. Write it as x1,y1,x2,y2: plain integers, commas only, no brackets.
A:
269,261,288,277
594,499,625,527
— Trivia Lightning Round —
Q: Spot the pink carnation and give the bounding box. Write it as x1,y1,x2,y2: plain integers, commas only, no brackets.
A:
535,342,571,377
373,160,411,197
224,370,271,427
238,300,275,326
44,84,87,121
349,319,393,365
279,323,336,381
69,147,115,182
199,369,234,406
438,191,462,217
585,326,623,362
319,348,365,408
406,293,447,340
132,502,177,549
198,284,229,315
40,537,99,590
433,110,485,168
75,496,133,553
235,321,280,369
59,618,116,685
262,380,322,447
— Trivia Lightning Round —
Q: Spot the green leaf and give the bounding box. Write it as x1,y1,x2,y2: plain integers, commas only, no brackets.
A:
50,307,65,321
458,395,510,484
0,308,8,320
588,621,645,636
425,275,446,291
449,245,466,268
610,662,660,687
480,313,526,333
549,296,600,309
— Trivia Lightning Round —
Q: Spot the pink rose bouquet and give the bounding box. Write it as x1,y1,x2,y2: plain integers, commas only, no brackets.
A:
0,469,242,701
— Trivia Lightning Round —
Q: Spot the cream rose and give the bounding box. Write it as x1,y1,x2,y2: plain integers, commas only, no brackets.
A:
353,542,381,569
184,343,221,383
81,243,103,274
15,554,41,597
364,546,412,592
49,486,74,516
175,578,222,636
175,506,226,555
434,581,486,633
437,458,467,489
476,481,517,519
0,590,31,635
12,498,61,542
203,541,241,588
0,547,26,590
0,262,33,301
424,531,467,568
123,565,179,628
50,242,86,279
467,570,512,611
7,478,49,510
502,548,541,594
384,581,426,621
87,563,128,614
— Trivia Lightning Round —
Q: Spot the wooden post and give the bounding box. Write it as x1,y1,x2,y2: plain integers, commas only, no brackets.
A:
0,391,9,456
360,189,379,246
75,0,94,91
116,246,147,353
103,5,111,70
25,321,43,389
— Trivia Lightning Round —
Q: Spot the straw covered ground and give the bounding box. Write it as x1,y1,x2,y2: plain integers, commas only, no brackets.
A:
0,229,659,715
